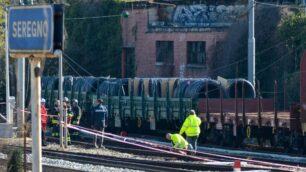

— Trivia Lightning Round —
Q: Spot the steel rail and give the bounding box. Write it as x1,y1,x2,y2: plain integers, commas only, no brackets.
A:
2,145,272,172
112,133,306,167
0,159,82,172
41,149,271,172
54,136,303,171
49,134,306,170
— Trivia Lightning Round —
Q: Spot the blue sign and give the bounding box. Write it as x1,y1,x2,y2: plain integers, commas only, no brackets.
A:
8,5,54,54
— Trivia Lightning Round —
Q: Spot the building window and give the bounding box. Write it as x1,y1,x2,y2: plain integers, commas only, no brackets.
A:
156,41,174,64
187,41,206,65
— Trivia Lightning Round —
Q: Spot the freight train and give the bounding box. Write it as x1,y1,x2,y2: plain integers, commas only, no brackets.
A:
41,53,306,153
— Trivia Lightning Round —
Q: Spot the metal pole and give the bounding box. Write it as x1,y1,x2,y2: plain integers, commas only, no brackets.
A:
64,108,68,148
17,58,25,131
55,50,64,148
30,58,42,172
205,82,209,129
274,81,278,130
248,0,255,86
283,80,286,111
24,124,26,172
257,80,262,128
235,81,238,127
5,9,11,124
242,81,246,127
220,84,224,127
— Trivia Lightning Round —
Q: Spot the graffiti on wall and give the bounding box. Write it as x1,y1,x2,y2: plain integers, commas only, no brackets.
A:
149,5,246,28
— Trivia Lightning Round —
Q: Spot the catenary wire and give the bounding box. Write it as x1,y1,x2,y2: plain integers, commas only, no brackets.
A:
63,53,94,76
256,44,303,76
65,14,122,21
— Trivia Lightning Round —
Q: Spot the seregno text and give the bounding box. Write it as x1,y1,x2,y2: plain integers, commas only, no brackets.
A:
12,20,48,38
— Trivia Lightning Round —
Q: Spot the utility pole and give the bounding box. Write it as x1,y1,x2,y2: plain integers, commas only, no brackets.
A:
55,50,64,148
30,58,42,172
16,0,26,135
5,7,11,124
303,0,306,14
248,0,255,86
16,59,25,131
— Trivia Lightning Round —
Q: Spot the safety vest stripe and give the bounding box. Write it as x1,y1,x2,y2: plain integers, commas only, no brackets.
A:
52,120,59,124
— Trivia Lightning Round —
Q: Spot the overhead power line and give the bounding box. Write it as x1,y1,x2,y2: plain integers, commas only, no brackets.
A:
65,14,122,21
63,53,93,76
256,44,303,76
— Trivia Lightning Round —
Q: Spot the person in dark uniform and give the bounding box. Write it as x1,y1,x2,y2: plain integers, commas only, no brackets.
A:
50,100,60,139
70,99,82,140
91,99,108,148
63,99,73,145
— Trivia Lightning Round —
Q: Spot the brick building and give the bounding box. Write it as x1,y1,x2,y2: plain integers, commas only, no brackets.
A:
121,4,246,78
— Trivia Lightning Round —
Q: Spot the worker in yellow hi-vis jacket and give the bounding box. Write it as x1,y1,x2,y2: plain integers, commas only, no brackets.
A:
179,109,201,152
166,133,192,150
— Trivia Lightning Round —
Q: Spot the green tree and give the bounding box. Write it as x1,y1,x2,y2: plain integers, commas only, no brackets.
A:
278,12,306,73
44,0,124,77
278,12,306,103
7,148,23,172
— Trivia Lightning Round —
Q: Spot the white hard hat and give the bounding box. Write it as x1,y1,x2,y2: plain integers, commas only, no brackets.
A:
41,98,46,103
72,99,78,103
64,97,69,102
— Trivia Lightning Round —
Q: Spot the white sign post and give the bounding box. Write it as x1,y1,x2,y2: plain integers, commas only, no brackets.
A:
30,58,42,172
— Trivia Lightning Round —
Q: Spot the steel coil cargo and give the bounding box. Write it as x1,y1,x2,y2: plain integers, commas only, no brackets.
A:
168,78,178,97
173,79,195,98
227,79,256,98
148,78,162,97
71,77,85,100
133,78,141,96
120,78,130,96
41,76,51,91
160,78,170,97
80,77,97,92
184,79,221,98
63,76,73,90
98,79,128,97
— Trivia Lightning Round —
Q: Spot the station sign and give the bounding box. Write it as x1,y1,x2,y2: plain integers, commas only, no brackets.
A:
8,5,64,58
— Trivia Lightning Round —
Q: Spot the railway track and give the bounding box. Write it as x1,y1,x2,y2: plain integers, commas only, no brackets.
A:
5,134,301,171
4,144,273,171
114,134,306,166
41,149,273,172
58,136,306,171
0,159,82,172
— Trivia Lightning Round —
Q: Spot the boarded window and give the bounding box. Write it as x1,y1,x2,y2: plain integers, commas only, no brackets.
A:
156,41,174,64
187,41,206,65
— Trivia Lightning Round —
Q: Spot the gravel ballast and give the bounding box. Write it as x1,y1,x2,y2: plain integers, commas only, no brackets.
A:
27,154,144,172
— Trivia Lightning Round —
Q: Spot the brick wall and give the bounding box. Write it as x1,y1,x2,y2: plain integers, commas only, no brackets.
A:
121,9,227,78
